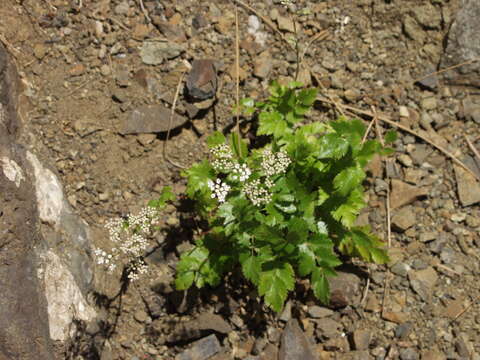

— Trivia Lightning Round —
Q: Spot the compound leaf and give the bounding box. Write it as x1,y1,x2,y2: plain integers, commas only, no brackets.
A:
258,262,295,312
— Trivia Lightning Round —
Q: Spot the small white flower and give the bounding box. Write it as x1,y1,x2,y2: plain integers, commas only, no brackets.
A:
243,179,273,206
261,148,291,176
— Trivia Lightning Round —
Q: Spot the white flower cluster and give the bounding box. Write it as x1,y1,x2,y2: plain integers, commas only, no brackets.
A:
280,0,294,6
95,206,159,281
231,163,252,182
210,144,235,172
261,148,291,176
208,178,231,203
243,179,273,206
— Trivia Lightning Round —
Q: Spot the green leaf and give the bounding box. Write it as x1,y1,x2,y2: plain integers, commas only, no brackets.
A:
258,111,288,138
175,245,209,290
207,131,226,148
148,186,175,209
317,134,349,159
384,130,397,144
298,243,316,276
184,160,214,196
331,188,365,228
311,267,330,304
298,88,317,106
316,220,328,235
240,254,262,285
333,165,366,197
258,262,295,312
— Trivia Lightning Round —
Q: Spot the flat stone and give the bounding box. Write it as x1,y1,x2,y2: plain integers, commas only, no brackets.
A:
307,305,334,319
175,334,222,360
382,311,409,324
399,347,420,360
186,59,217,101
390,179,428,209
314,318,342,339
421,350,447,360
352,330,371,350
253,53,272,79
140,40,185,65
328,271,362,308
408,267,438,301
454,164,480,206
277,16,295,32
392,206,416,232
279,319,316,360
421,97,437,110
118,104,187,134
402,15,426,43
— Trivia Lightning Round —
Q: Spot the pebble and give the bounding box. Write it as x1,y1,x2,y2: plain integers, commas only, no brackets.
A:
408,267,438,300
390,179,428,209
453,164,480,206
175,334,221,360
399,347,420,360
277,16,295,32
412,3,442,29
403,15,426,43
253,53,272,79
352,330,371,350
392,206,416,232
186,59,217,101
140,40,185,65
114,1,130,16
307,306,334,319
421,97,437,111
279,319,317,360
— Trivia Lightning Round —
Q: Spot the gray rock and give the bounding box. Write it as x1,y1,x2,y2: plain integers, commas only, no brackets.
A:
408,267,438,301
395,322,413,340
412,3,441,29
175,334,222,360
314,317,342,339
392,206,416,232
421,97,437,111
442,0,480,86
328,271,362,308
403,15,426,43
390,262,410,277
453,164,480,206
279,300,292,322
118,104,188,134
399,347,420,360
416,66,439,90
167,313,232,343
279,319,317,360
140,40,185,65
352,329,371,350
307,305,334,319
463,98,480,124
186,59,217,101
114,1,130,15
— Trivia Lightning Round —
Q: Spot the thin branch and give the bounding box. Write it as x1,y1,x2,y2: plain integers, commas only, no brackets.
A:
163,72,186,169
234,3,242,156
464,135,480,163
413,57,480,84
452,294,480,323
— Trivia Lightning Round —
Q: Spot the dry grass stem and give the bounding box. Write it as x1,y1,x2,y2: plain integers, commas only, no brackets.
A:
452,294,480,323
464,135,480,163
234,4,242,155
138,0,151,23
413,57,480,84
163,72,186,169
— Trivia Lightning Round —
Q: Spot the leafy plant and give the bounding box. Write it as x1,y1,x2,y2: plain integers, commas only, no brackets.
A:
176,81,393,312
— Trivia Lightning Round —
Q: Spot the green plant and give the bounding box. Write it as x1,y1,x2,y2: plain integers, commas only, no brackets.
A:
176,81,395,312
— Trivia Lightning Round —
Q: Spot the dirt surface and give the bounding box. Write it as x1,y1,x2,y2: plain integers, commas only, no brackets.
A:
1,0,480,359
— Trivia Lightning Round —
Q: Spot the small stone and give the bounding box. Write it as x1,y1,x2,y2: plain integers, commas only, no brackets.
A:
421,97,437,110
119,104,187,134
140,40,185,65
186,59,217,100
114,1,130,15
399,106,410,117
382,311,409,324
394,322,413,339
100,64,111,76
419,231,437,243
307,306,334,319
390,179,428,209
444,298,464,319
397,154,413,167
323,336,350,352
132,23,151,40
399,347,420,360
328,271,362,308
228,63,247,82
390,262,410,277
137,134,156,146
279,300,292,322
421,350,446,360
352,330,371,350
253,53,272,79
412,3,441,29
279,319,317,360
364,293,381,313
403,15,426,43
408,267,438,301
134,309,149,323
175,334,221,360
392,206,416,232
68,63,86,77
33,43,48,60
277,16,295,32
314,318,342,339
454,164,480,206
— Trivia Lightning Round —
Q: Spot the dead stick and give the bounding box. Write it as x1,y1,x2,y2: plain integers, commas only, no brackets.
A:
452,294,480,323
163,72,186,169
234,4,242,156
464,135,480,162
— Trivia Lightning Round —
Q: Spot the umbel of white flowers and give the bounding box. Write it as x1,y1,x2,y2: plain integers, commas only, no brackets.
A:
209,145,291,206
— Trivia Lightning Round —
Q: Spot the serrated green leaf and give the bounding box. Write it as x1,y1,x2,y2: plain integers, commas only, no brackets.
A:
298,88,317,106
184,160,214,196
317,187,329,206
240,254,262,285
288,81,304,89
298,243,316,276
258,262,295,312
311,268,330,304
333,165,366,196
317,134,349,159
207,131,226,148
370,247,390,264
258,111,288,138
175,245,209,290
331,188,365,228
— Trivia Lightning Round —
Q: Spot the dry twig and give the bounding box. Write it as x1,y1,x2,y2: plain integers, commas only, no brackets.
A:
452,294,480,323
163,72,186,169
464,135,480,163
234,4,242,155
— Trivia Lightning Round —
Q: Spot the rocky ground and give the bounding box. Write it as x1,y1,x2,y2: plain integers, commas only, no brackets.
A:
1,0,480,359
